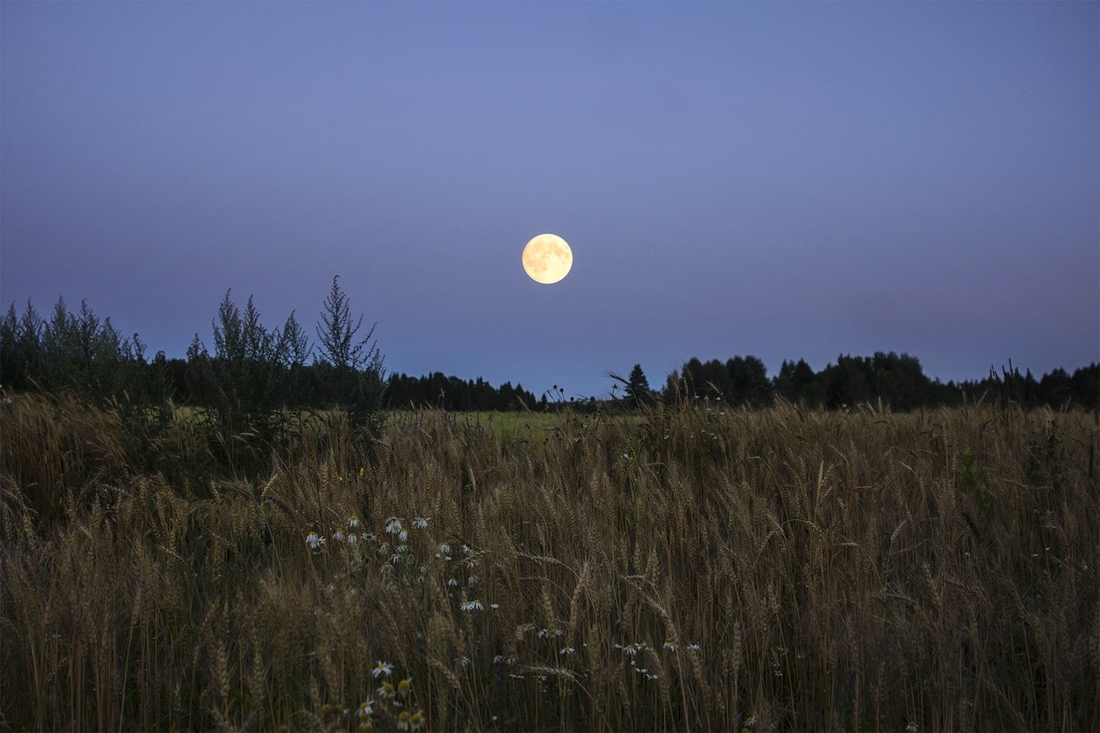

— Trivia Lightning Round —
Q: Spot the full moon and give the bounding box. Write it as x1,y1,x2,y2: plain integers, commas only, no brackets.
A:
522,233,573,284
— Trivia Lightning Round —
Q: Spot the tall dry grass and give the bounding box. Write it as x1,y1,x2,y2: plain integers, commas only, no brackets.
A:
1,393,1097,731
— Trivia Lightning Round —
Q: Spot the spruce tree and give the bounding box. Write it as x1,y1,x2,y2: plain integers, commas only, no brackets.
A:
626,364,653,407
315,276,385,434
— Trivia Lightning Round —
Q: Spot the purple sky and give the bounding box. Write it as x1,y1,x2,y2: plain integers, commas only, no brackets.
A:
2,2,1097,399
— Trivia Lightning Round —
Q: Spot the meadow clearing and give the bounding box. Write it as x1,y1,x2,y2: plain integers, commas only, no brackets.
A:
1,393,1097,732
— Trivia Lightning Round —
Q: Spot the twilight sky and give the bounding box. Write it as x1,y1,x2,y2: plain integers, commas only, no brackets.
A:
2,2,1097,400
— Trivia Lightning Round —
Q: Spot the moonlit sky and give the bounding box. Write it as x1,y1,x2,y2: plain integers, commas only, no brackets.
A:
2,2,1097,399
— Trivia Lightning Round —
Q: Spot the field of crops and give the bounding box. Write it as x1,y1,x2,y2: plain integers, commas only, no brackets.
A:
2,394,1097,731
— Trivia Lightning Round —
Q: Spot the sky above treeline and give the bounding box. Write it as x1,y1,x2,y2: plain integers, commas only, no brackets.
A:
2,2,1097,400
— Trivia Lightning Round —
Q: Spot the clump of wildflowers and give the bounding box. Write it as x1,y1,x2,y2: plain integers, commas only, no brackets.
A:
357,665,422,732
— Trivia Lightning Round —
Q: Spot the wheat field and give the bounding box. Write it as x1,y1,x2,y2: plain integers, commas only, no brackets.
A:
1,394,1097,731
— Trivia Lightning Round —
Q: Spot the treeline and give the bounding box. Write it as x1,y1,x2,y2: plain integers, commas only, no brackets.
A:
1,278,386,437
0,288,544,416
2,292,1096,416
647,352,1099,411
384,372,538,411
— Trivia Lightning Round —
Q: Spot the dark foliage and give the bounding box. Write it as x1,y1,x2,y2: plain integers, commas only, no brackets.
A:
662,351,1098,412
2,294,1096,415
384,371,536,411
1,281,387,476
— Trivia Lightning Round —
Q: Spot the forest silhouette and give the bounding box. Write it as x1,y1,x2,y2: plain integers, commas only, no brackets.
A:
2,288,1096,413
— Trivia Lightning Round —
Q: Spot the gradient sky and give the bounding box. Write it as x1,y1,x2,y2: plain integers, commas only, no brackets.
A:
2,2,1097,400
